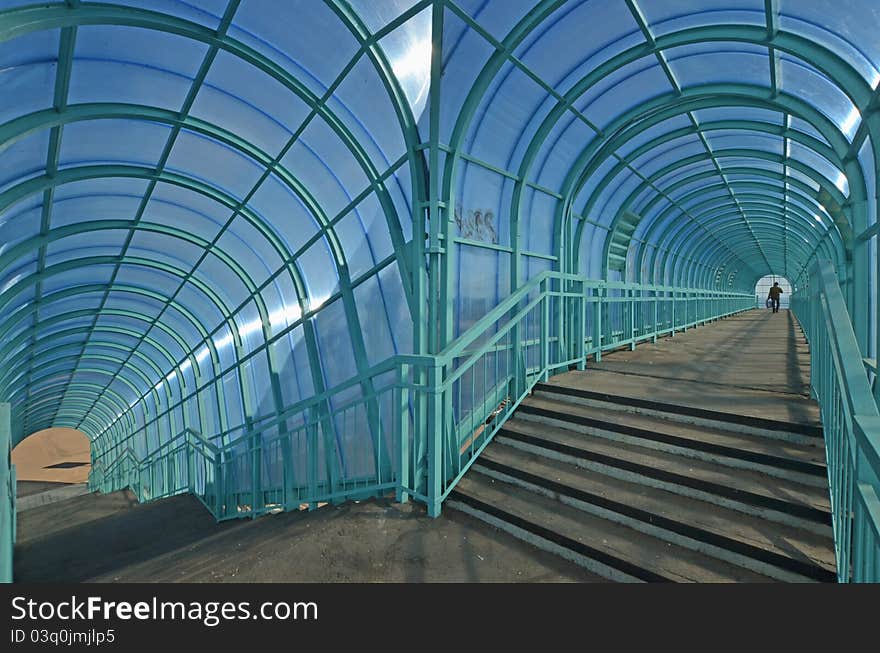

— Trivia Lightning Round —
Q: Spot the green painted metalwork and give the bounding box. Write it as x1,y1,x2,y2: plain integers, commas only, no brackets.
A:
792,261,880,581
2,0,880,583
88,270,753,522
0,403,12,583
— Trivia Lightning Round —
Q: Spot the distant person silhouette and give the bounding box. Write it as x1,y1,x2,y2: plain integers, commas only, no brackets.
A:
768,282,783,313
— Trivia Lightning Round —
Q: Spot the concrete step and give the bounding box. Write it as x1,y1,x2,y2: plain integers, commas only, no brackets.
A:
498,418,832,535
534,380,822,444
519,395,827,486
449,471,777,582
476,442,836,582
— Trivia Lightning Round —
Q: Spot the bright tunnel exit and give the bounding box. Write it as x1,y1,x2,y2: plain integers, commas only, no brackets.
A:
755,275,793,310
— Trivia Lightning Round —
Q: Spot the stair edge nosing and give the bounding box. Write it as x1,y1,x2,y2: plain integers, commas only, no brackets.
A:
535,382,823,439
475,457,834,582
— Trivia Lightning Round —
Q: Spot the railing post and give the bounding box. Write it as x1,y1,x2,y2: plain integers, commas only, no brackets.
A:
593,286,603,362
629,289,636,350
541,282,550,379
213,451,223,518
307,419,319,510
683,292,688,331
396,364,410,504
186,433,195,494
1,403,12,584
578,288,587,370
671,291,676,337
248,418,260,518
426,362,444,518
653,294,659,343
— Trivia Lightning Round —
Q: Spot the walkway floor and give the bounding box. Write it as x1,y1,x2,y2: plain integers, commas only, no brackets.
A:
447,307,834,581
13,308,826,583
551,309,820,429
14,490,603,582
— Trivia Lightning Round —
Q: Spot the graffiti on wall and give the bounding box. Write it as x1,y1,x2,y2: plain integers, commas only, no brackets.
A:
454,204,498,244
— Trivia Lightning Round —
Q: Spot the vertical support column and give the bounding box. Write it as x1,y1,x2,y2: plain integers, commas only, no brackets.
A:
578,285,587,370
425,1,446,519
214,448,225,518
683,291,688,331
0,402,12,583
875,183,880,405
396,364,410,504
653,293,659,343
426,362,444,518
541,279,550,379
248,417,260,518
186,432,195,494
629,288,636,351
307,419,318,510
593,286,603,362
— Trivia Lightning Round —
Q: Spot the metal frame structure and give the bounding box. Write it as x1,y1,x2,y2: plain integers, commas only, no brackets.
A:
2,0,880,581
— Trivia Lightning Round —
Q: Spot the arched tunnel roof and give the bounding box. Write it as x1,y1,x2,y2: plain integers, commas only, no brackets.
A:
0,1,877,461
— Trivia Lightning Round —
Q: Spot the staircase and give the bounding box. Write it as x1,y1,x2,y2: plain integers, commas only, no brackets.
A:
448,380,837,582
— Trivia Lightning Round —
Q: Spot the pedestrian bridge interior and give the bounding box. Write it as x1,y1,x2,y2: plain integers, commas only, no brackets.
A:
1,0,879,582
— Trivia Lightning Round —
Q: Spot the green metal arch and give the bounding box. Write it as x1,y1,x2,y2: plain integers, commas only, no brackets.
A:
654,203,842,278
1,254,249,442
2,330,183,400
667,224,832,288
664,213,836,280
4,349,160,407
566,87,865,277
440,6,877,314
0,0,414,305
1,308,204,381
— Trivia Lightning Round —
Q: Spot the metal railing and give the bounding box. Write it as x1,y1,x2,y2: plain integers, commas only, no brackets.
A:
90,272,754,521
1,403,14,583
792,260,880,582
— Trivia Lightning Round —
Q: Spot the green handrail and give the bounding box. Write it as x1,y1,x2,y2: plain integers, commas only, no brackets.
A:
792,259,880,582
1,403,13,583
90,272,754,522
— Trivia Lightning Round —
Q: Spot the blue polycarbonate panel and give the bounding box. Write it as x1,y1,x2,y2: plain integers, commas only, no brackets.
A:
0,201,42,254
789,116,832,146
577,57,673,129
859,136,877,226
779,55,861,141
452,0,537,42
376,6,433,120
230,0,360,99
788,140,848,194
779,0,880,86
101,0,226,28
520,188,556,255
467,61,551,170
437,7,496,140
666,42,771,88
523,0,644,96
0,27,58,125
692,105,785,126
59,120,171,170
532,115,600,190
166,130,265,201
332,55,410,167
70,25,208,108
0,129,51,193
0,0,876,530
704,131,784,155
639,0,765,35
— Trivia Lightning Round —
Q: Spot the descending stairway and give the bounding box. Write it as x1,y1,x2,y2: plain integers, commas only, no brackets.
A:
448,381,837,583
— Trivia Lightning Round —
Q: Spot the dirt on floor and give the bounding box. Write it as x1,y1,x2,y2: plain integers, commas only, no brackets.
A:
14,490,602,583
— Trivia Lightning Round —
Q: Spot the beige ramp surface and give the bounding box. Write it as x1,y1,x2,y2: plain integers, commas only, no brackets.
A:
12,427,91,484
